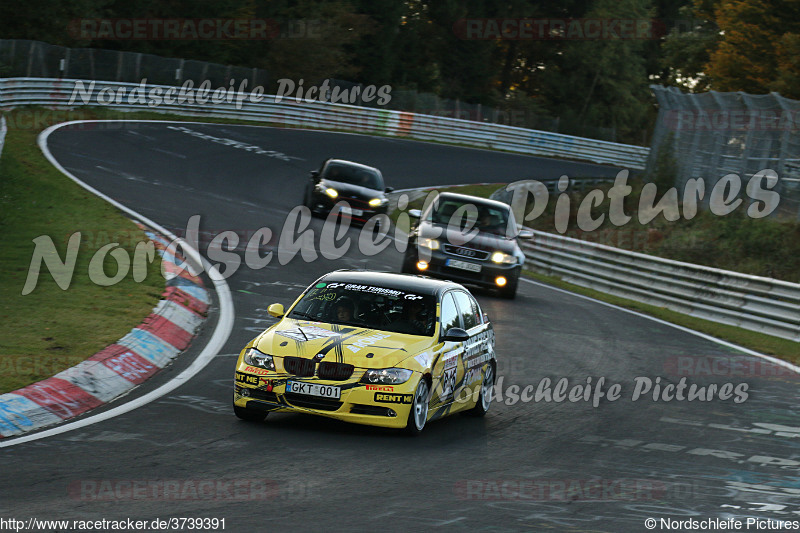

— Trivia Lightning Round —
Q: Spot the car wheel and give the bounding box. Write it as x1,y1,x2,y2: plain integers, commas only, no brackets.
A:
234,403,268,422
405,378,430,435
468,364,494,417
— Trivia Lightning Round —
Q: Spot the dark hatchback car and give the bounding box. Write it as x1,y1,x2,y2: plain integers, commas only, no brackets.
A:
303,159,393,227
401,192,532,298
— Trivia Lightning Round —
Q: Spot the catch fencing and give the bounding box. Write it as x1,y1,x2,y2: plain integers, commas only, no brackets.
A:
648,85,800,219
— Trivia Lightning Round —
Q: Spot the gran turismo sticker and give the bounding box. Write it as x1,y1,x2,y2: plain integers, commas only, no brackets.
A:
325,283,407,297
277,325,340,342
374,393,413,404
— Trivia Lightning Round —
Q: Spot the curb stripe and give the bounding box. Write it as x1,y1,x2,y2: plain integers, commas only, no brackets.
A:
139,315,194,351
16,378,103,420
117,329,181,368
0,236,207,438
88,345,160,385
0,119,235,447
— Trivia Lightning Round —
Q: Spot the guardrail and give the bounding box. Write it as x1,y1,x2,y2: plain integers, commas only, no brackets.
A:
521,231,800,342
0,77,650,169
0,115,7,163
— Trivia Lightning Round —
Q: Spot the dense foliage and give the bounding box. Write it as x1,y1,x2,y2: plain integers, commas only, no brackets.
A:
3,0,800,141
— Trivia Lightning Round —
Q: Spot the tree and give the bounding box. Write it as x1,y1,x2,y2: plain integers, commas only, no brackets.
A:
662,0,800,97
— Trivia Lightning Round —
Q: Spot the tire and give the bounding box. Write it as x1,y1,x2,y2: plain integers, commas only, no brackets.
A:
234,403,268,422
405,378,430,435
467,364,494,417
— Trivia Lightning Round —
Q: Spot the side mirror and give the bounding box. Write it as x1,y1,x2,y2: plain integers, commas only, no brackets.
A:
310,170,320,181
518,228,534,239
442,327,469,342
267,303,285,318
385,186,394,193
409,209,421,219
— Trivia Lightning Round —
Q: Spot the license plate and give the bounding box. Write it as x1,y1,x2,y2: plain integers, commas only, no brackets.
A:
286,380,341,399
446,258,482,272
339,205,363,216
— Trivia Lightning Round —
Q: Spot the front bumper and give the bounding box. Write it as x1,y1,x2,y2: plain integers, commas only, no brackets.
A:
309,192,388,224
406,248,520,289
233,369,417,429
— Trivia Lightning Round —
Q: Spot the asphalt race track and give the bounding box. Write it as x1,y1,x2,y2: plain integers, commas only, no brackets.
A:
2,122,799,532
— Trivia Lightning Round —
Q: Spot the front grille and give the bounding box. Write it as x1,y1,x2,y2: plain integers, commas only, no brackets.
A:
350,404,397,417
440,266,485,282
318,362,354,381
284,393,342,411
443,244,490,260
341,197,369,209
283,356,316,377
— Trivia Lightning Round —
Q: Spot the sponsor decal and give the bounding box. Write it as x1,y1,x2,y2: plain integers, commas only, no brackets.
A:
443,351,459,370
346,332,391,353
464,351,493,369
366,384,394,391
243,365,271,376
277,325,339,342
374,393,413,404
463,367,481,386
414,352,432,368
235,372,259,385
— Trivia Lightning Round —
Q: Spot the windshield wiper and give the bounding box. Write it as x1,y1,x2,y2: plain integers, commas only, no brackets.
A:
289,311,316,321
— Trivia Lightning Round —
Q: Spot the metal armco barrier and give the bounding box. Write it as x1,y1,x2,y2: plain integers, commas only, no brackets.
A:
522,231,800,341
0,116,7,163
0,78,650,169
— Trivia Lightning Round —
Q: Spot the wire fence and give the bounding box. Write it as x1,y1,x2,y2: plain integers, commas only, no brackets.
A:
648,85,800,220
0,39,269,90
0,39,621,142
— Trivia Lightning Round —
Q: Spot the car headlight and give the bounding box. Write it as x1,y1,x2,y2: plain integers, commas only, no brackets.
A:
491,251,516,264
368,198,384,207
360,368,413,385
419,238,440,250
325,188,338,198
243,347,275,371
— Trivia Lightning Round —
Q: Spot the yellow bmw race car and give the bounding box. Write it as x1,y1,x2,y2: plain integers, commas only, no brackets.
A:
233,270,496,434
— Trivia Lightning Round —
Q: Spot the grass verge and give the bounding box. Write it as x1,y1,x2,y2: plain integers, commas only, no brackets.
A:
0,108,165,393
